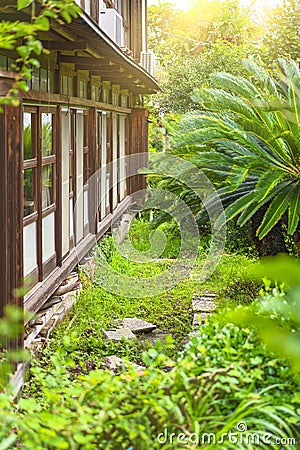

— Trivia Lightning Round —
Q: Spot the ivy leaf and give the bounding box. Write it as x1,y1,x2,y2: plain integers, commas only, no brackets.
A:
59,10,72,23
16,45,29,58
17,0,33,10
16,80,29,92
28,58,40,68
32,40,43,55
34,16,50,31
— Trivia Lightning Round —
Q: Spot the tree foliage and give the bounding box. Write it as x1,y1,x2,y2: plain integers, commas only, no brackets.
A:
148,0,259,65
262,0,300,64
148,1,262,114
157,41,258,113
148,60,300,255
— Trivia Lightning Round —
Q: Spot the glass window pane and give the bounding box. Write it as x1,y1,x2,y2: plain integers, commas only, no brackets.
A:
32,66,40,91
69,155,74,193
48,71,54,93
40,68,47,93
24,168,35,217
67,76,73,96
42,113,53,156
42,212,55,263
23,112,34,159
0,55,7,70
23,222,37,275
42,164,54,208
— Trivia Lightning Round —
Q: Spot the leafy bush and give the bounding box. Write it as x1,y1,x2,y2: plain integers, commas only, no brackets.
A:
129,217,181,259
226,254,300,372
17,321,299,449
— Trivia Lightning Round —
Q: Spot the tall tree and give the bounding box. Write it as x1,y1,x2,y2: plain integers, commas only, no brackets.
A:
263,0,300,64
164,60,300,255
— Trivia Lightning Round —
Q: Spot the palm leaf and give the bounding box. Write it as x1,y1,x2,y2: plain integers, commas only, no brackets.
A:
254,170,285,203
257,187,295,239
288,185,300,234
225,191,254,222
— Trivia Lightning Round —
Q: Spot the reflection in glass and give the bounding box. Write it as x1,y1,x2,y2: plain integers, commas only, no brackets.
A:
24,168,35,217
32,66,40,91
40,68,47,93
49,71,54,93
42,164,53,208
42,113,53,156
69,155,74,193
23,112,33,159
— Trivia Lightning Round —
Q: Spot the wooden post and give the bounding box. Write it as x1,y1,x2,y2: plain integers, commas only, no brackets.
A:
88,107,97,233
129,107,148,195
0,72,24,348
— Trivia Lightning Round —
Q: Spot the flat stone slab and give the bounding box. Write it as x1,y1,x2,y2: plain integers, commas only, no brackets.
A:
192,298,216,312
116,318,156,333
102,328,135,341
138,330,168,346
193,313,210,327
193,292,217,298
101,356,145,374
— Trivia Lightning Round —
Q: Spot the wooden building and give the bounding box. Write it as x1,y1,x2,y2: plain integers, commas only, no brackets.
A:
0,0,158,336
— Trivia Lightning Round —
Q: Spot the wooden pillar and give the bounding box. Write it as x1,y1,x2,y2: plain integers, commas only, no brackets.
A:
0,72,24,347
88,107,97,233
129,107,148,195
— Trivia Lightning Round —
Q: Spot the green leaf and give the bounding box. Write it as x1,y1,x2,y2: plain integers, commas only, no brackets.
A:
28,58,40,68
250,254,300,287
257,188,293,239
225,192,254,222
226,166,249,190
16,80,29,92
59,10,72,23
254,170,284,203
17,0,33,10
0,434,18,450
288,186,300,234
32,40,43,55
16,45,29,58
34,16,50,31
42,10,58,19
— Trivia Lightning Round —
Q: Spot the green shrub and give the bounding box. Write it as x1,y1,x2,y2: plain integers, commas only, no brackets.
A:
226,255,300,372
17,321,299,449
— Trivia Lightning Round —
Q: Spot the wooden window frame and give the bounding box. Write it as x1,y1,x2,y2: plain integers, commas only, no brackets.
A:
83,110,90,236
23,106,58,287
69,109,76,249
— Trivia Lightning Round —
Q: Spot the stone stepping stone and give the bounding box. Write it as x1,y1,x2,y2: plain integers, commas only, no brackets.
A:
115,318,156,333
193,313,209,327
101,356,145,374
102,328,135,341
192,297,216,313
192,291,216,298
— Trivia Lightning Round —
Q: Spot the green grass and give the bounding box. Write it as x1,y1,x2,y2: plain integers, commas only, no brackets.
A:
19,221,300,449
36,225,257,374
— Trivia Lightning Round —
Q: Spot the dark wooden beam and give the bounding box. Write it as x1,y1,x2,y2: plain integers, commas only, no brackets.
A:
76,64,102,70
41,41,89,51
76,65,126,72
60,56,103,64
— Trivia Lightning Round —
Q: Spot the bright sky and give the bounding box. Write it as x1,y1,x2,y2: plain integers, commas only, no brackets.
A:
148,0,281,12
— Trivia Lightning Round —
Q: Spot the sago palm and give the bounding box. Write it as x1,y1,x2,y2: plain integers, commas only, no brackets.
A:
169,59,300,254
